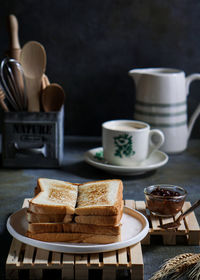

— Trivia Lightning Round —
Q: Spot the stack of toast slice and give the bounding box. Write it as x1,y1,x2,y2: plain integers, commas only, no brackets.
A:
27,178,123,244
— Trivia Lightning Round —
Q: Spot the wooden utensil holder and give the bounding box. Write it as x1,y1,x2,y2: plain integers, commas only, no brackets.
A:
1,109,64,168
1,74,64,168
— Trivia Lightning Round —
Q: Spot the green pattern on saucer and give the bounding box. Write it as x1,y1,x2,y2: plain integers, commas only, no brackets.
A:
94,150,104,160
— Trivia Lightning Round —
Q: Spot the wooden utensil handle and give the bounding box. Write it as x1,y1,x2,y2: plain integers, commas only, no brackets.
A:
41,74,50,90
0,89,9,112
9,49,21,61
8,14,20,48
182,200,200,219
0,99,9,112
8,14,21,60
26,76,41,112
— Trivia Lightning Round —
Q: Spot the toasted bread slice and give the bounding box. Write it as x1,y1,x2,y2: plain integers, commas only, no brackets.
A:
75,180,123,216
29,178,78,214
74,214,122,226
28,222,63,233
27,211,73,223
75,201,123,225
63,223,121,235
26,232,121,243
28,222,121,235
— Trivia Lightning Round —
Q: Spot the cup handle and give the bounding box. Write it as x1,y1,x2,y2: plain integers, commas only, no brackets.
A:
186,73,200,139
148,129,165,157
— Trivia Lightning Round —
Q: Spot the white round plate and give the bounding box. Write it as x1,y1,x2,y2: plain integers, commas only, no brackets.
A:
7,207,149,254
84,147,168,175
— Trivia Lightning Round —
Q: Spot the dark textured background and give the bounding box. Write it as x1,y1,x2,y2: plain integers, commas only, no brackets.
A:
0,0,200,137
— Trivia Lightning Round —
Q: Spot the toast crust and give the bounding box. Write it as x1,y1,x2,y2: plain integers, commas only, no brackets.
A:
75,201,123,225
29,202,75,214
28,222,121,235
63,223,121,235
28,223,63,233
27,211,73,223
26,232,121,243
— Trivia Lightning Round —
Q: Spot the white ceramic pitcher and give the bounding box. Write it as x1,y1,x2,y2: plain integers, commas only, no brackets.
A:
128,68,200,153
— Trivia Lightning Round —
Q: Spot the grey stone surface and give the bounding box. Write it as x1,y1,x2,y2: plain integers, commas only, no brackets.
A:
0,136,199,280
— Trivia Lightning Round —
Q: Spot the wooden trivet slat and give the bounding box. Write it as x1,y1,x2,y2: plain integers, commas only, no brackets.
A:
23,244,35,266
6,242,143,280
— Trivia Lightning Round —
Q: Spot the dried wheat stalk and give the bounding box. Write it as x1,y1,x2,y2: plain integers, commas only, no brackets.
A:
150,253,200,280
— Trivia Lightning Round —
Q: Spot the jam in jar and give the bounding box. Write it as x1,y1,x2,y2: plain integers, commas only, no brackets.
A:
144,185,187,217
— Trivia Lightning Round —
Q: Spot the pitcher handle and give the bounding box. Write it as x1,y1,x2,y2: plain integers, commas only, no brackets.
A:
185,73,200,139
148,129,165,157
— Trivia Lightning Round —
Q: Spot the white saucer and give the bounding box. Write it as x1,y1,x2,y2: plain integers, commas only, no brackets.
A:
84,147,168,176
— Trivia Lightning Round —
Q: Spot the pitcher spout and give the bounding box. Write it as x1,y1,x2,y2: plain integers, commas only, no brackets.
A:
129,67,182,86
128,69,142,86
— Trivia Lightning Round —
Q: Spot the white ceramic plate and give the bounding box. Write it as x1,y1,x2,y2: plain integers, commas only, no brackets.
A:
84,147,168,175
7,207,149,254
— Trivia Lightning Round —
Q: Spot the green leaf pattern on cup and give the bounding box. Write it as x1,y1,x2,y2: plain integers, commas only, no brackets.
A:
114,134,135,158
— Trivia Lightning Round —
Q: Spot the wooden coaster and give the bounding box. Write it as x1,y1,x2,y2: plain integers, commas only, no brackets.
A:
128,200,200,246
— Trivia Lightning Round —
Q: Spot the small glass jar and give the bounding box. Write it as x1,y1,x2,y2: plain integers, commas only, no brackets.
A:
144,184,187,217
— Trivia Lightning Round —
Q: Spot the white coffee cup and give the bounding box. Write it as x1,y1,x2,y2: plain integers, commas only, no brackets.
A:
102,120,165,166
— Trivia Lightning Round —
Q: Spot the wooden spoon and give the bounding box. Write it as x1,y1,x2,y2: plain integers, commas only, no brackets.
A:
159,200,200,230
20,41,46,112
8,14,21,60
41,83,65,112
